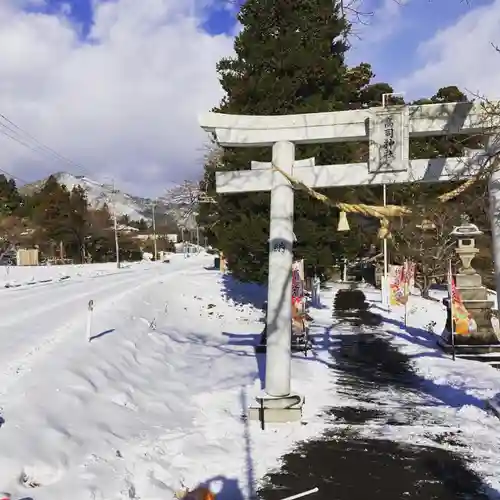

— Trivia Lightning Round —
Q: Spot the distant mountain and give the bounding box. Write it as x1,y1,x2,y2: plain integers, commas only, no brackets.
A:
19,172,199,230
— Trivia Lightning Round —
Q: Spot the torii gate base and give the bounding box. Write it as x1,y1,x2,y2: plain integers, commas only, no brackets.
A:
247,397,304,423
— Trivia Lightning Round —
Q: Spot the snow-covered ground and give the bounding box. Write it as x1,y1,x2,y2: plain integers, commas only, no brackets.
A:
0,255,335,500
361,287,500,491
0,261,142,289
1,260,500,499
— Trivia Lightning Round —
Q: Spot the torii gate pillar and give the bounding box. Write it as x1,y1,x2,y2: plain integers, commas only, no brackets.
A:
260,141,305,419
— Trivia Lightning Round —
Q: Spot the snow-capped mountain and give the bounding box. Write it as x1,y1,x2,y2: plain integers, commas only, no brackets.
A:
19,172,199,229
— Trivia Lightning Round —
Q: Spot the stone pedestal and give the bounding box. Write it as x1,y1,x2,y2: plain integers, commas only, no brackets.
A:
444,272,499,345
248,392,304,423
442,218,500,347
455,273,485,298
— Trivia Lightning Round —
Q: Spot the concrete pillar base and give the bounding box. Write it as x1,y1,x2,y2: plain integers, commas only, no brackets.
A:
248,392,304,423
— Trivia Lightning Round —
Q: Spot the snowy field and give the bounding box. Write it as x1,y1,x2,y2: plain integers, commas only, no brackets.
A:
0,255,335,499
361,287,500,492
0,261,142,289
1,258,500,498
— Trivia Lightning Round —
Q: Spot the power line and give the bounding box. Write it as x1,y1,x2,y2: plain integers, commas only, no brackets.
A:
0,124,55,161
0,111,90,180
0,166,30,186
0,113,86,172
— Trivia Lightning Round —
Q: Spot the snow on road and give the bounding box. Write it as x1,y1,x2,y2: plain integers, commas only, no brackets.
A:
360,287,500,492
3,261,500,499
0,259,179,399
0,261,140,289
0,256,334,500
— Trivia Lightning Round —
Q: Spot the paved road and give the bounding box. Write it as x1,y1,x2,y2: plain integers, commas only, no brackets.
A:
258,292,498,500
0,259,192,400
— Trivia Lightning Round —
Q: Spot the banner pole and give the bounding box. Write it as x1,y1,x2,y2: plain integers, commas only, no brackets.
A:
449,259,456,361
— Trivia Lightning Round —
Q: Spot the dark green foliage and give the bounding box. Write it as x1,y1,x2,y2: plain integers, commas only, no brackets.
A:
199,0,396,282
0,174,22,215
129,218,148,231
199,2,488,284
334,289,368,312
30,175,74,244
0,174,145,263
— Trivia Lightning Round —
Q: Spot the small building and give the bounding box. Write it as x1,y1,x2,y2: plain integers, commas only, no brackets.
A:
142,251,153,261
16,248,39,266
174,242,198,254
117,225,139,234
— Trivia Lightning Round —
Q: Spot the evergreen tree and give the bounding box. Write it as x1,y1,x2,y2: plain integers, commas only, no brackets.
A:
31,175,73,247
69,185,90,262
86,204,115,261
0,175,22,215
129,217,148,231
118,214,130,226
199,0,395,282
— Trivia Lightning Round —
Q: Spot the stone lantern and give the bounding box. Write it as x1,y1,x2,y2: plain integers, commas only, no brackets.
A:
450,214,482,276
446,214,498,345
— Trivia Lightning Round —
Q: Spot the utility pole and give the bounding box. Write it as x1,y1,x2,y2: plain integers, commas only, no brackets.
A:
196,225,200,252
111,180,120,269
152,199,158,261
382,184,388,306
381,91,405,309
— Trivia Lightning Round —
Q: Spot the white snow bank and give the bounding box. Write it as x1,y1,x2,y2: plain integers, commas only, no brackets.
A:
0,257,337,500
0,258,180,289
6,262,500,499
363,287,500,492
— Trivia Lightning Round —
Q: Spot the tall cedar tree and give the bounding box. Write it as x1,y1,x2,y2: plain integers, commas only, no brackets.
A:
86,203,115,261
30,176,92,262
0,176,27,247
31,175,74,246
0,175,22,215
69,185,90,262
199,0,397,282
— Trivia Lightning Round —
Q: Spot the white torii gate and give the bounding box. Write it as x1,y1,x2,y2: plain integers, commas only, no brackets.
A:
199,102,499,423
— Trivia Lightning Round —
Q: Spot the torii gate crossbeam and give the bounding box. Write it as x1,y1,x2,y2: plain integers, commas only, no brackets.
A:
199,102,498,424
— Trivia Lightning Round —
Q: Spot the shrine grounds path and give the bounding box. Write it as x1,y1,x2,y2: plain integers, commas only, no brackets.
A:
257,293,498,500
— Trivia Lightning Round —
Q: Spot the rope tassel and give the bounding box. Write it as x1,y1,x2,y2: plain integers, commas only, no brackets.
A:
270,159,473,240
378,218,392,239
337,211,350,231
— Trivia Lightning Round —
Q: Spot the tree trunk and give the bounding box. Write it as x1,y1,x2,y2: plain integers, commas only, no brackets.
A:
421,275,431,299
421,276,441,302
80,243,86,264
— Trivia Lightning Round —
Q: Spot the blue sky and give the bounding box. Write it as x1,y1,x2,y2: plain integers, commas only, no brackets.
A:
27,0,94,35
349,0,494,99
27,0,237,37
30,0,493,100
7,0,499,195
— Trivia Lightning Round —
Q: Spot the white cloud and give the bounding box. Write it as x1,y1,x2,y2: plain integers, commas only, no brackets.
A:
347,0,407,61
396,0,500,99
0,0,235,196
